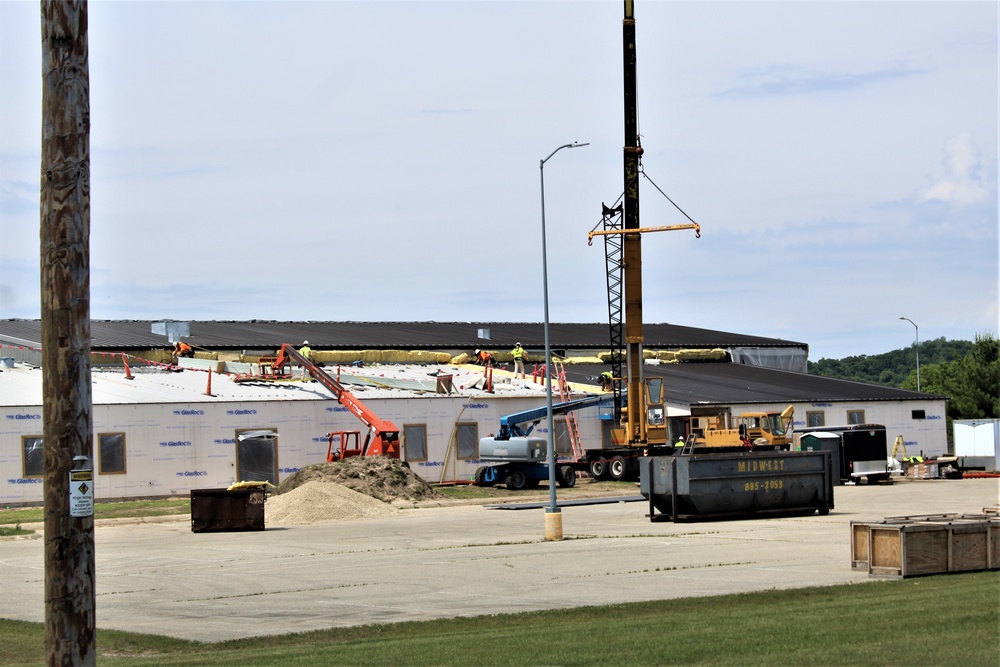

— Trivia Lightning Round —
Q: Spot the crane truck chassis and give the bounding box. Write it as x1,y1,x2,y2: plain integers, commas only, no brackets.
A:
475,394,799,489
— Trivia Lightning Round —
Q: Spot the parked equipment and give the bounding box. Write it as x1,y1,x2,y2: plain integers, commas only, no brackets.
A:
796,424,890,484
690,406,795,451
475,396,604,490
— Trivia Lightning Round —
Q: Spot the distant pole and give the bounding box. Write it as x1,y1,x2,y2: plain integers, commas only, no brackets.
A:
41,1,96,665
540,141,588,541
899,317,920,392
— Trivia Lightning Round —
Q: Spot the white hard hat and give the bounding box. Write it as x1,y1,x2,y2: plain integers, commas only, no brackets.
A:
302,340,309,345
475,349,480,354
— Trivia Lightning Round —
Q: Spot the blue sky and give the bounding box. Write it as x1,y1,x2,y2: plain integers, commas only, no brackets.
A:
1,1,996,361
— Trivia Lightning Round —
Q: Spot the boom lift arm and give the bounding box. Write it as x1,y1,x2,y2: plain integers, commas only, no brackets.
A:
273,344,401,458
492,395,606,440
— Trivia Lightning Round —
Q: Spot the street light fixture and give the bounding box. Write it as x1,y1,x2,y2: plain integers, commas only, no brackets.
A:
899,317,920,392
540,141,588,541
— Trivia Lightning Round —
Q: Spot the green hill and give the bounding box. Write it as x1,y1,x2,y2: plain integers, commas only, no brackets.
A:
808,337,973,388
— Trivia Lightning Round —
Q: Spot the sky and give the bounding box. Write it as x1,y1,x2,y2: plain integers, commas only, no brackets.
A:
1,1,996,362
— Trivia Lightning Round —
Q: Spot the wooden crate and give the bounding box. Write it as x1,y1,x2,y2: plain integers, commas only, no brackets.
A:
867,518,998,578
850,521,871,569
869,523,947,577
850,515,959,569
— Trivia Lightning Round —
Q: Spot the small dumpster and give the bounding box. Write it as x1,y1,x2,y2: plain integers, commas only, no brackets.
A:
191,486,266,533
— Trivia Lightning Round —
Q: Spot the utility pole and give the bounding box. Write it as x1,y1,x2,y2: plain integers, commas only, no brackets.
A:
40,1,96,664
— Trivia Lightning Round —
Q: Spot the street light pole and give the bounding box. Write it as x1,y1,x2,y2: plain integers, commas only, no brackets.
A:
899,317,920,392
540,141,588,541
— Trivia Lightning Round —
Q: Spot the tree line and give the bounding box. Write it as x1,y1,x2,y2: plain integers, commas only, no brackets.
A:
808,333,999,423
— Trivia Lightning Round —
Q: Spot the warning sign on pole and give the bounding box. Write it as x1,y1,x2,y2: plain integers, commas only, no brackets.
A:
69,468,93,518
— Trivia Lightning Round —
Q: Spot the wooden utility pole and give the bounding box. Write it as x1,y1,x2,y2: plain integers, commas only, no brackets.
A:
40,1,96,664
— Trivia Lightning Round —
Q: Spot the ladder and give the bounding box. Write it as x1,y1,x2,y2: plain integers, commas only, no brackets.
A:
554,360,586,460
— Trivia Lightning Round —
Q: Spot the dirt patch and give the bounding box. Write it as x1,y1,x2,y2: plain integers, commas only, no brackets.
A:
272,456,445,503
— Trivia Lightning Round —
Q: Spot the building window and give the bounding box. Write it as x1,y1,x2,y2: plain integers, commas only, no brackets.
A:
806,412,825,428
99,432,126,474
456,423,478,460
22,436,43,478
847,410,865,425
404,424,427,462
911,409,926,420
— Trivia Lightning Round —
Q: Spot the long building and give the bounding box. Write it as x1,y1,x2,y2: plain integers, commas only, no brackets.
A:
0,319,947,505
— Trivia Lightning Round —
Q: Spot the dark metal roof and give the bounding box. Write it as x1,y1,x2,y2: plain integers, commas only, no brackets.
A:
0,319,806,353
0,320,942,404
560,362,947,404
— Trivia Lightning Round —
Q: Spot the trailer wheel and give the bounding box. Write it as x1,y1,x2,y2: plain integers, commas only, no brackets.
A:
506,469,529,490
609,456,627,481
558,465,577,488
589,458,608,480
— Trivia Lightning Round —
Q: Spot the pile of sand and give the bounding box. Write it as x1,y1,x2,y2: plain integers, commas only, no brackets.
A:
265,481,400,525
272,456,444,503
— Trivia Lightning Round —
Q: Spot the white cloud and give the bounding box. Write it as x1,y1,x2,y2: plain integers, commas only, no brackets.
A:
918,133,993,205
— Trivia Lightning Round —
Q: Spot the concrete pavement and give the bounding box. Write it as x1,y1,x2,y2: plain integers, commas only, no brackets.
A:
0,478,996,642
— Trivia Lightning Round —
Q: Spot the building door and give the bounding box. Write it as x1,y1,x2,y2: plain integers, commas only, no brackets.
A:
236,429,278,485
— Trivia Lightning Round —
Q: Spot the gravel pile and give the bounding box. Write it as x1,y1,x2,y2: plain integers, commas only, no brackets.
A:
265,481,400,525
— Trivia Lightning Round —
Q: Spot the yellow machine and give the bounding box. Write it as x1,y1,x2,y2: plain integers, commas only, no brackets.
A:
690,406,795,451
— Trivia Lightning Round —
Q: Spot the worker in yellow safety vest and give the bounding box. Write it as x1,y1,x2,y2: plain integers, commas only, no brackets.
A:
600,371,613,391
511,343,526,378
298,340,312,378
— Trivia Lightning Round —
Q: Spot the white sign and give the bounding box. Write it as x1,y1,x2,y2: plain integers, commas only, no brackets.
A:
69,469,94,518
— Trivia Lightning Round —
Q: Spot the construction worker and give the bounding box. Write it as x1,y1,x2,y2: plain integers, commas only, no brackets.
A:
675,436,685,450
511,342,526,378
298,341,312,378
172,341,193,359
600,371,613,391
474,349,494,366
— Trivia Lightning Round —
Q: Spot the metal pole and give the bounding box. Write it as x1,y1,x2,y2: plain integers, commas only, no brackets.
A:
540,142,588,539
899,317,920,392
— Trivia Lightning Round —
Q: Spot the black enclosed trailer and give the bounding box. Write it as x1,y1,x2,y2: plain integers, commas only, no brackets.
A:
798,424,890,484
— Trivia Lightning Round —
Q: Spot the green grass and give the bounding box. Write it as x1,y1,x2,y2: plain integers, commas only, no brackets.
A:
2,572,996,666
0,498,191,526
0,524,30,537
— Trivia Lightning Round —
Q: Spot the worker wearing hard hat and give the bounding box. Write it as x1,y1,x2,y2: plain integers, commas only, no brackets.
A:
511,342,526,379
298,341,312,378
172,341,194,361
474,349,494,366
600,371,613,391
